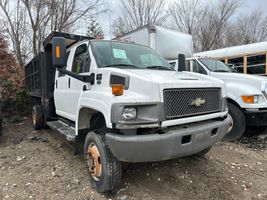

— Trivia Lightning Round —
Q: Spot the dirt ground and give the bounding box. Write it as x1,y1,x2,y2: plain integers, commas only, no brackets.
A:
0,119,267,200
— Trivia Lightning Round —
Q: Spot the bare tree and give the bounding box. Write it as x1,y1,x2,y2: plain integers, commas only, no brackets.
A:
0,0,104,62
199,0,242,51
170,0,242,52
48,0,102,32
112,18,127,37
224,10,267,46
22,0,102,56
0,0,29,65
169,0,207,36
112,0,169,37
22,0,51,56
169,0,208,50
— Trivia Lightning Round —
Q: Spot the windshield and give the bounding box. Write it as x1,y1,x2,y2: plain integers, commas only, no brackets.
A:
199,58,232,72
90,41,173,70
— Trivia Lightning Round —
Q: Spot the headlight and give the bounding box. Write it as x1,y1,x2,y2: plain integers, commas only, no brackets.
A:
241,95,259,104
122,107,137,120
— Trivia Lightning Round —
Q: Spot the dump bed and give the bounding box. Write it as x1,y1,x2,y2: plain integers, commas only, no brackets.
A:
25,52,54,98
25,53,43,97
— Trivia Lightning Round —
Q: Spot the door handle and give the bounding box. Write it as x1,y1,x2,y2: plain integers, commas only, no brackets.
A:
56,80,57,88
68,78,70,88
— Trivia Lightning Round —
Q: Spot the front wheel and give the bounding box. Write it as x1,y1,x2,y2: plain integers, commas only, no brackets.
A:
84,130,122,193
222,102,246,142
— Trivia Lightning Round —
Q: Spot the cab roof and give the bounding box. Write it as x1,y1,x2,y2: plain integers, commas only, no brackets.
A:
43,31,94,48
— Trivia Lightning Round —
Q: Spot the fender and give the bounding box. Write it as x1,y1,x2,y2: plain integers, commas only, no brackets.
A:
225,81,267,109
75,93,112,135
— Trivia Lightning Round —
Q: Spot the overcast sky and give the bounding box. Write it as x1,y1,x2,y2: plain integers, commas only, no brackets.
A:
245,0,267,10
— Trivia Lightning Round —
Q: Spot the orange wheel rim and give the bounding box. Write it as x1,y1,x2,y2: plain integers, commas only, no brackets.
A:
87,144,102,179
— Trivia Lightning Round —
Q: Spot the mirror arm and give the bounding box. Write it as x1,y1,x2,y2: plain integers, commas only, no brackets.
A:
57,68,95,85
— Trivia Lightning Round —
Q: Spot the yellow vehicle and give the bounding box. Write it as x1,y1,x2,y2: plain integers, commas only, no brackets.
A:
194,42,267,75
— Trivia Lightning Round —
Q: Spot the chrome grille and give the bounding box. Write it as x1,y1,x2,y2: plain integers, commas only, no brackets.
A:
164,88,221,119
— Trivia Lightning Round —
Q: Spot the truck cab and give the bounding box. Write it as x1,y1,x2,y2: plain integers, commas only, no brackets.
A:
25,32,231,193
170,57,267,141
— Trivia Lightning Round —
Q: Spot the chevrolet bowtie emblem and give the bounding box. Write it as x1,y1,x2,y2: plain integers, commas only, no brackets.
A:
190,97,206,107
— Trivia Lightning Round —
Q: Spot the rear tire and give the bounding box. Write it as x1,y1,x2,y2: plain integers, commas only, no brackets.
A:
223,102,246,142
84,129,122,193
32,105,44,130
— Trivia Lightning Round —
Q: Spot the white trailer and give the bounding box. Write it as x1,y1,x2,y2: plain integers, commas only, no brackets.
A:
115,25,194,59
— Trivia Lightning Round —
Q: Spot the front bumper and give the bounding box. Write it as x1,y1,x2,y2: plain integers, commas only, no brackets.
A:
245,109,267,126
105,115,231,162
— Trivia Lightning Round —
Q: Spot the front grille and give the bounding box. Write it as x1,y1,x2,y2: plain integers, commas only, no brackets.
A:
164,88,221,119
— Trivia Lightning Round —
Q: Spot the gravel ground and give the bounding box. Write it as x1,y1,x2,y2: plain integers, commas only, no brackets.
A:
0,119,266,200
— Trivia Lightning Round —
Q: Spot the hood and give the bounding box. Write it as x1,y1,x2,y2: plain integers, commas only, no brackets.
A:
211,72,267,89
96,67,226,103
123,69,224,86
211,72,267,82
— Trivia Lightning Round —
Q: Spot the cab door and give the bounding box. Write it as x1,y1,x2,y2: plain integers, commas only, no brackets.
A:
67,42,91,120
54,51,72,119
54,42,91,121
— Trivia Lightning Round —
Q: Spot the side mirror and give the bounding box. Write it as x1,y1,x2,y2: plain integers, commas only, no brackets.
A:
52,37,66,68
177,54,186,72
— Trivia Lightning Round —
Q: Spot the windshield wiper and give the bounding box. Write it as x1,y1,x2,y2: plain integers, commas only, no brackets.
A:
213,69,230,72
146,65,174,71
102,64,140,68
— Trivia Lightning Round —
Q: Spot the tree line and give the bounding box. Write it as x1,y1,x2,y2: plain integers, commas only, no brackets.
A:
1,0,267,67
113,0,267,52
0,0,103,66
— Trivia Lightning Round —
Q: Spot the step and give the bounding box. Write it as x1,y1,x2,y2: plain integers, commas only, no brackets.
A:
46,120,76,141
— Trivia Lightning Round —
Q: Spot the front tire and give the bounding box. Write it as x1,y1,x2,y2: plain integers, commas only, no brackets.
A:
32,105,44,130
84,130,122,193
223,102,246,141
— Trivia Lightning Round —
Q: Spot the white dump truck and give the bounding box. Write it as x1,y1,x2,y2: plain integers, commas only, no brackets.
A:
25,32,230,192
117,25,267,141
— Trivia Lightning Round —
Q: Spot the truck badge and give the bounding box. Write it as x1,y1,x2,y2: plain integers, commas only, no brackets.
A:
190,97,206,107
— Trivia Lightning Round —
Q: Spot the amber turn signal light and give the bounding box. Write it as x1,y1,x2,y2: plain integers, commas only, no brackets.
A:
56,46,61,58
241,96,254,103
112,84,124,96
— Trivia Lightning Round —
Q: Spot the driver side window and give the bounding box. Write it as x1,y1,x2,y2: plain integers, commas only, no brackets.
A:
72,44,90,73
192,60,207,75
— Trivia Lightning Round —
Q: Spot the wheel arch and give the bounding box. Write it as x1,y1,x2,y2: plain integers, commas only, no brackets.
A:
227,98,242,110
76,107,108,135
